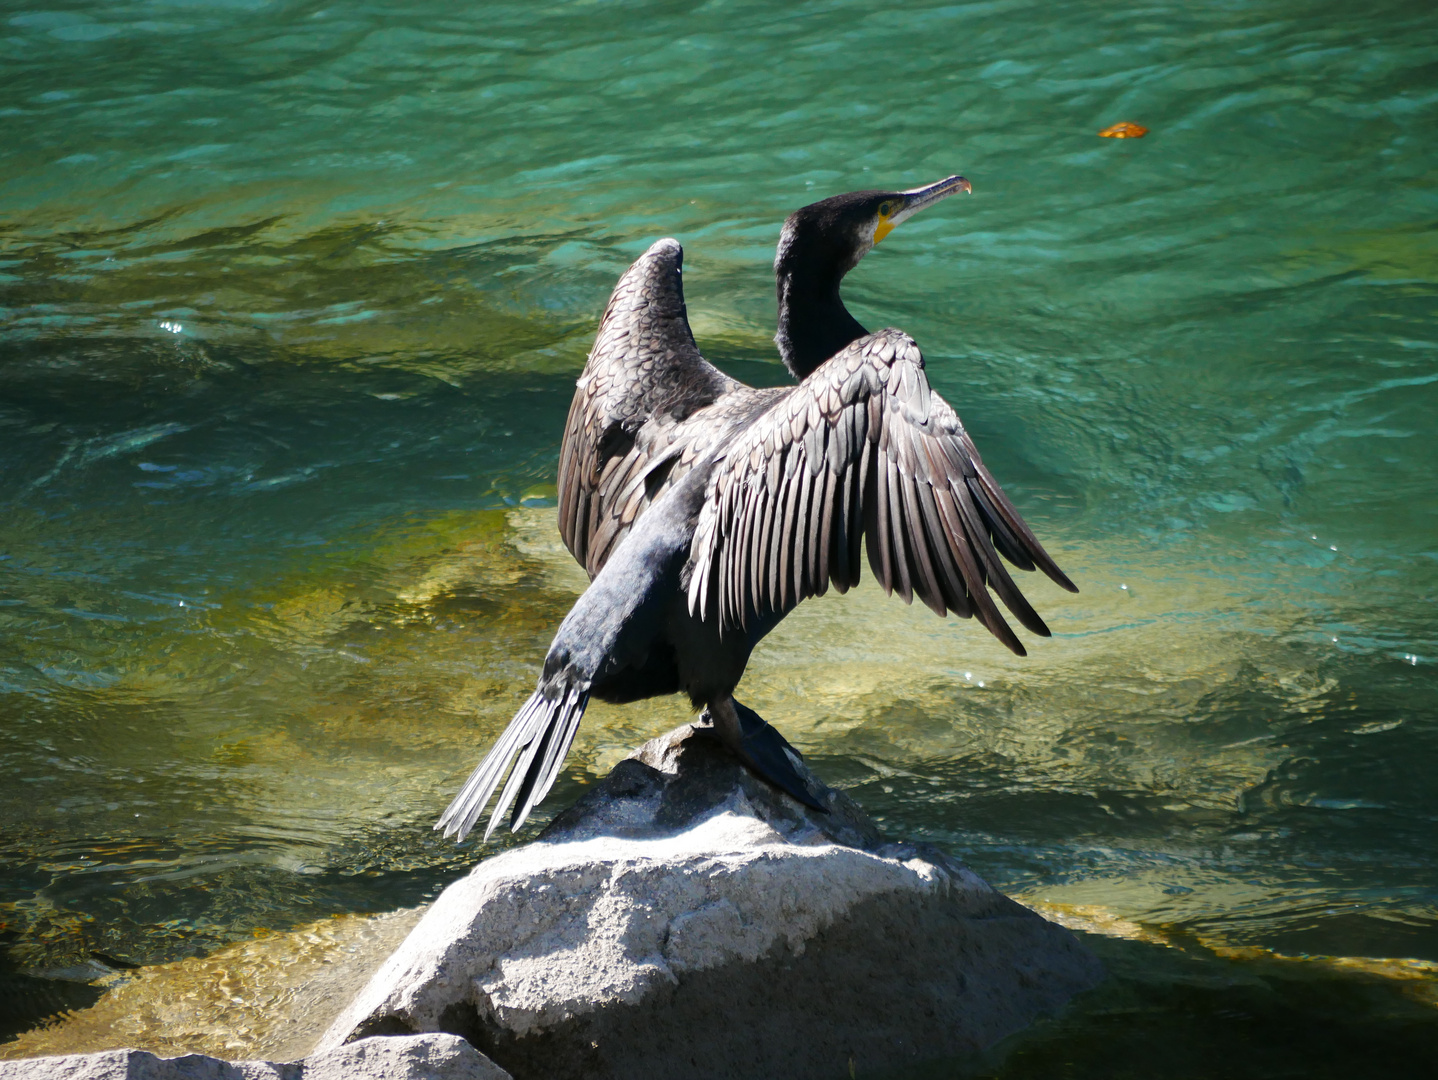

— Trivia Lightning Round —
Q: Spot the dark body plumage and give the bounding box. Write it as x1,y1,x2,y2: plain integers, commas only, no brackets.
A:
438,177,1077,842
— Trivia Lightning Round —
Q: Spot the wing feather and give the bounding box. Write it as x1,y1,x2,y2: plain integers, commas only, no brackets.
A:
816,464,838,595
862,442,888,594
558,238,757,578
846,441,867,586
922,483,972,618
901,471,946,617
687,328,1074,656
883,460,914,604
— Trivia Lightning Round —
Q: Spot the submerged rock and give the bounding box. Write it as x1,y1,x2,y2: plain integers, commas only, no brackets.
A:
0,909,427,1065
320,722,1103,1080
0,1033,509,1080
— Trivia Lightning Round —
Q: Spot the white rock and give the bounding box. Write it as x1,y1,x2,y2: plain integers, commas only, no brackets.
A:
0,1035,509,1080
320,724,1102,1079
303,1034,509,1080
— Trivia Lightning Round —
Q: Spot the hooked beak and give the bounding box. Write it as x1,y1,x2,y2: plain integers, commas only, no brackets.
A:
895,174,972,221
875,175,972,243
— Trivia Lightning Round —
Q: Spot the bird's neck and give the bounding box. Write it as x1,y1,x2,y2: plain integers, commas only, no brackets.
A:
774,248,867,381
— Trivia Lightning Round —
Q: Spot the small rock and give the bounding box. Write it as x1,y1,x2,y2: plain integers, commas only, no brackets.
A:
0,1034,510,1080
303,1034,509,1080
320,723,1103,1079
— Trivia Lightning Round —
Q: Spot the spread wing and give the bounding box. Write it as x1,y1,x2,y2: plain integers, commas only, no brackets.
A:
686,329,1077,655
558,238,741,578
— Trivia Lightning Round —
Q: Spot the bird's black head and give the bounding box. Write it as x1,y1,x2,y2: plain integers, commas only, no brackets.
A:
774,175,970,379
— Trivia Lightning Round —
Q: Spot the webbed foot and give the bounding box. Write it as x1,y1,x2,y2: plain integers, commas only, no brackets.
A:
706,697,828,812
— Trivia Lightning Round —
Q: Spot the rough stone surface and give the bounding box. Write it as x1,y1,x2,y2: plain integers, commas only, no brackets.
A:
0,1034,510,1080
321,723,1104,1080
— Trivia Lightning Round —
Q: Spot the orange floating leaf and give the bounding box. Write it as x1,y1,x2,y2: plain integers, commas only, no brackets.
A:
1098,121,1148,138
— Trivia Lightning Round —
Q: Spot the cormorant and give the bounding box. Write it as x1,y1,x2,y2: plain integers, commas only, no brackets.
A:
437,175,1076,842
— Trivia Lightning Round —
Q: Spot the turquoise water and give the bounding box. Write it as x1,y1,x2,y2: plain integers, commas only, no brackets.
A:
3,0,1438,1071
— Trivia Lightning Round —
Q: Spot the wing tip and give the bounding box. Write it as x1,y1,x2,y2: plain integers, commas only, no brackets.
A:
644,237,683,262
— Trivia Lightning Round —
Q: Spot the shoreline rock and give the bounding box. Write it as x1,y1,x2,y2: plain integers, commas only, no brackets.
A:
0,1033,510,1080
320,723,1103,1079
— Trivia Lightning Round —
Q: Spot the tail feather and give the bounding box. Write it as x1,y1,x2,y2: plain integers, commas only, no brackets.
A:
435,691,545,841
435,686,591,843
510,685,588,831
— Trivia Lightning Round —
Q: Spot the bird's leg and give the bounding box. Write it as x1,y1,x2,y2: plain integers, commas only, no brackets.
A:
706,696,827,812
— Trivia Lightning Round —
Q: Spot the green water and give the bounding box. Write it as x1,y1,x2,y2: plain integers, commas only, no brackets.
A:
3,0,1437,1072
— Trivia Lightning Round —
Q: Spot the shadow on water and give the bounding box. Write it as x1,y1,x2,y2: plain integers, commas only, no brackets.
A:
0,933,104,1047
891,931,1438,1080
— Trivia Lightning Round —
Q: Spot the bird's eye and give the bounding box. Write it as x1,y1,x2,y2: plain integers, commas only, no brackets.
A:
879,201,895,217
